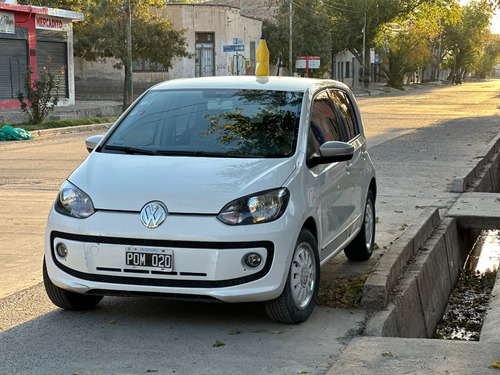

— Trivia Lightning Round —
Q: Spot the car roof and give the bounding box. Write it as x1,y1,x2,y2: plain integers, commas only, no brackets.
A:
150,76,350,94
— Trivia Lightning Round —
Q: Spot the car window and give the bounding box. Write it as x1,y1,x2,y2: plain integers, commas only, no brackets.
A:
308,90,349,157
329,89,359,140
102,89,303,158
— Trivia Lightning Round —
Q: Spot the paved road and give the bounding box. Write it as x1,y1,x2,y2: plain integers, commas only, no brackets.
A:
1,80,499,374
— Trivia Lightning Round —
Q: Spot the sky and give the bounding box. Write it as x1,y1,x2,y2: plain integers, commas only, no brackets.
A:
461,1,500,34
492,10,500,34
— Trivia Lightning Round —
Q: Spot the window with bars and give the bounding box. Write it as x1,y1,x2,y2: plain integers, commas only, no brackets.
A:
195,32,215,77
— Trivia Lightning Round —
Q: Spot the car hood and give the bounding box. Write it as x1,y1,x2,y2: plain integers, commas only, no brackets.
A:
68,153,297,214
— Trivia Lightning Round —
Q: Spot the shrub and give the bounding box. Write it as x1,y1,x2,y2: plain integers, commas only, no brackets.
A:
17,57,65,125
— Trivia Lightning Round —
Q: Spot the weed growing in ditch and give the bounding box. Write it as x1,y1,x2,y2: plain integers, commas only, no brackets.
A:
434,268,497,341
317,274,368,308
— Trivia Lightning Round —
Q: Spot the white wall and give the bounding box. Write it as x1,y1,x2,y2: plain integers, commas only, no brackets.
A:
74,4,262,95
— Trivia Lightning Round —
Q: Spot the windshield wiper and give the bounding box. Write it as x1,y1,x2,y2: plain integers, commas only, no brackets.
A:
155,150,283,158
103,145,155,155
156,150,231,157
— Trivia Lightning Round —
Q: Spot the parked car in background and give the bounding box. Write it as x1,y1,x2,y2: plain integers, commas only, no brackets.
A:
43,76,376,323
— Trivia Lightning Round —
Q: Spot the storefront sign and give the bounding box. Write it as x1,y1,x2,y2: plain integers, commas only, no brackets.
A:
296,56,320,77
0,11,15,34
35,15,66,31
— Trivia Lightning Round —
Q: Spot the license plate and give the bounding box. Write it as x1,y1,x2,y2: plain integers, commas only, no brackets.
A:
125,247,173,270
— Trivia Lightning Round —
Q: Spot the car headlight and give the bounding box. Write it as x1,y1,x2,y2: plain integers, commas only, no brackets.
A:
217,188,290,225
54,180,95,219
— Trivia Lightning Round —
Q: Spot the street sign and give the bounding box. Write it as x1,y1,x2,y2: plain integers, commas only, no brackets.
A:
295,56,320,77
223,44,244,52
308,57,320,69
233,37,243,45
296,59,306,69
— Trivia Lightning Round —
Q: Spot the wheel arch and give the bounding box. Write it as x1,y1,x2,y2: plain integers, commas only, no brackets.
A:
302,217,318,244
369,177,377,201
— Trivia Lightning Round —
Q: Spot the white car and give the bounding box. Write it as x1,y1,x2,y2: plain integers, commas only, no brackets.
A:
44,76,376,323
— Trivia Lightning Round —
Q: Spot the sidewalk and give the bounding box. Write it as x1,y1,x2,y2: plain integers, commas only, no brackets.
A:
0,82,426,126
0,99,122,125
2,80,498,374
328,80,500,374
34,81,500,375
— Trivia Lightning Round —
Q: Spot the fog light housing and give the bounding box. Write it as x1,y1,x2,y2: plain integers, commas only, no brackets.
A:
56,243,68,258
244,253,262,268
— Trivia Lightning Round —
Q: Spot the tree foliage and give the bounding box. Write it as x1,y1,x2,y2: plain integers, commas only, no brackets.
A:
474,32,500,78
324,0,496,86
25,0,190,109
72,1,190,70
375,1,460,88
18,57,65,124
262,0,332,76
325,0,427,73
484,0,500,10
440,1,493,79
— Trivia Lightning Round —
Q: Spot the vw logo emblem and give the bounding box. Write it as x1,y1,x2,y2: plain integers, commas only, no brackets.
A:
140,201,167,229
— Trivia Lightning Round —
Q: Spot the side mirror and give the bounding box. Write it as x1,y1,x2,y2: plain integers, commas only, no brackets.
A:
85,135,104,153
307,141,354,168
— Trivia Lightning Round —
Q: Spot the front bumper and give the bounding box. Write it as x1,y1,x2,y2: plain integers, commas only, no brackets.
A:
44,207,299,303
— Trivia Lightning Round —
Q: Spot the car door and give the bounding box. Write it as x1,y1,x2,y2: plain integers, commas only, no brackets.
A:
307,90,354,262
329,89,367,234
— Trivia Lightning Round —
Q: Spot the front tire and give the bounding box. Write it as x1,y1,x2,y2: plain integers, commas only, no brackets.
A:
43,258,103,310
344,190,376,261
265,229,320,324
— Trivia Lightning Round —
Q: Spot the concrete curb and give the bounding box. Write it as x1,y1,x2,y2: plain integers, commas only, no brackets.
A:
451,132,500,193
361,207,441,310
364,126,500,338
364,217,469,338
480,269,500,342
0,101,122,126
31,123,113,138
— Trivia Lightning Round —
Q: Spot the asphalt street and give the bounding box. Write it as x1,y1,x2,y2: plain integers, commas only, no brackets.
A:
0,80,499,374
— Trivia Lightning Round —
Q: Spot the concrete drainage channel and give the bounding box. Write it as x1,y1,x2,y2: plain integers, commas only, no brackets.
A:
362,133,500,339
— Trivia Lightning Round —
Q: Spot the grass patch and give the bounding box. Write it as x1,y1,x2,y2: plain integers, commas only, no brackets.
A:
14,116,118,131
317,274,368,308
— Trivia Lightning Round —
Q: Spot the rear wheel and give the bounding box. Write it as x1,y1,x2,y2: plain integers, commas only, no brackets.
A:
43,258,103,310
265,229,320,324
344,190,375,261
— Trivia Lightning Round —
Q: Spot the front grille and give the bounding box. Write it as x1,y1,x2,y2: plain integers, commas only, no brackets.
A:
51,231,274,288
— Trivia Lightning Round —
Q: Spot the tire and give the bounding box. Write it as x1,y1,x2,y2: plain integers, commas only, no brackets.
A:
344,190,376,261
43,258,103,310
265,229,320,324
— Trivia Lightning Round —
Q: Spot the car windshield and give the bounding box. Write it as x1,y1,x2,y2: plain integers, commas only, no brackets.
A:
102,88,303,158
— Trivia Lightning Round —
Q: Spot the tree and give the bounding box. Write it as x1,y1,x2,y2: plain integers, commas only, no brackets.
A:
474,32,500,78
484,0,500,10
441,1,493,80
262,0,333,77
26,0,190,110
325,0,430,85
375,1,459,88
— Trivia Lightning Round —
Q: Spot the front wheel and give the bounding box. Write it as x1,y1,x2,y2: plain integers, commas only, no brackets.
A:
43,258,103,310
344,190,376,261
265,229,320,324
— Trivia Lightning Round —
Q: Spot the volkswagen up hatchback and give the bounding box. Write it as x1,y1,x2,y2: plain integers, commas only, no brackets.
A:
44,76,376,323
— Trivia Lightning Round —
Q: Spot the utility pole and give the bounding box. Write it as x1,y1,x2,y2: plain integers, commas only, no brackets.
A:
126,0,133,107
362,0,367,88
436,33,442,81
289,0,293,76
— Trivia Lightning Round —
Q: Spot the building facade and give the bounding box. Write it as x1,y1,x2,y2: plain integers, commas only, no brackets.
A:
0,1,83,109
75,4,262,97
